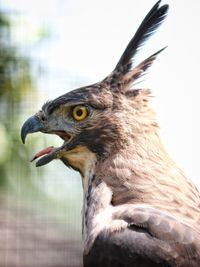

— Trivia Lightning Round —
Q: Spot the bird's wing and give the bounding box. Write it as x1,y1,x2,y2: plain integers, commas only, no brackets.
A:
84,205,200,267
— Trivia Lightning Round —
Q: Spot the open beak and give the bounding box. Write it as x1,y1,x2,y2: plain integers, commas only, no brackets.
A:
21,115,70,167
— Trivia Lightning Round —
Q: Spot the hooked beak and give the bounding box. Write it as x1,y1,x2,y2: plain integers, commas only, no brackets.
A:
20,116,56,167
21,115,71,167
21,116,44,144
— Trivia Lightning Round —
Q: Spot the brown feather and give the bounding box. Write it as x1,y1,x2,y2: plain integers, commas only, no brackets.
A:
20,1,200,266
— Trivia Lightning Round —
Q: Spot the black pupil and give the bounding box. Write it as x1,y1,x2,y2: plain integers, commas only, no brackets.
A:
76,108,83,117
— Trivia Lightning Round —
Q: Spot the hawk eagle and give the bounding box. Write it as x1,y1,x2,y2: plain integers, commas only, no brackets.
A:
21,1,200,266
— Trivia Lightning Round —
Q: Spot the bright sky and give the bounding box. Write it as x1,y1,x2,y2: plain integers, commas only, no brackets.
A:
4,0,200,191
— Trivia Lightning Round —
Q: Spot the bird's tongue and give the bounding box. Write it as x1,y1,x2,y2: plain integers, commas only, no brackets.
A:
30,146,54,162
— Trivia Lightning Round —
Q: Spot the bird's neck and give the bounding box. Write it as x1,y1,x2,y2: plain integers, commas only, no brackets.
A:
81,130,200,250
93,131,200,222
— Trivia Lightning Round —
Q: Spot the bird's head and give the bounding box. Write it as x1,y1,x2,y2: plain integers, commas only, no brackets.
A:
21,81,154,173
21,1,168,176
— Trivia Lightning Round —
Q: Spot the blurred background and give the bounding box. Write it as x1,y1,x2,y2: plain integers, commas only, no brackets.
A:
0,0,199,266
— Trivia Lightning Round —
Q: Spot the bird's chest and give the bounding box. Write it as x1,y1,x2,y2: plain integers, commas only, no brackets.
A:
82,176,114,253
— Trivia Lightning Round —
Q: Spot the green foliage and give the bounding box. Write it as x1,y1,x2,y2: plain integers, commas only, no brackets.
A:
0,8,82,224
0,10,36,189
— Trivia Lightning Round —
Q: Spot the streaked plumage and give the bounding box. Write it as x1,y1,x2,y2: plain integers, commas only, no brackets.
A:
21,1,200,266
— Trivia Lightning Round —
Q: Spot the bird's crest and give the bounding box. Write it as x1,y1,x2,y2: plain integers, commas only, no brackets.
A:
105,0,168,91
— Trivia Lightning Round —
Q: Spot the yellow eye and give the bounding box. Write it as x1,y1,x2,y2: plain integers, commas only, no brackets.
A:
72,105,88,121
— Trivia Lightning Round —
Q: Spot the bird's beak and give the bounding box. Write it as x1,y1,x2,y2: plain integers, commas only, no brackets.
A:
21,116,58,167
21,115,44,144
21,114,71,167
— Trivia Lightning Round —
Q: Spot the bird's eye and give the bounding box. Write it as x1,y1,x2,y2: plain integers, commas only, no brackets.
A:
72,105,88,121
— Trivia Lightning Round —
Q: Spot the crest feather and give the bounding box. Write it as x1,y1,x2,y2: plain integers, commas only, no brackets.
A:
106,1,169,91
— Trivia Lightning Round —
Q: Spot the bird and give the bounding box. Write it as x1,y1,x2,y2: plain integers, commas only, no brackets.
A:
21,1,200,266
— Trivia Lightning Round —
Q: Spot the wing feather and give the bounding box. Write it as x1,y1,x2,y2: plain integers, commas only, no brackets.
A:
84,206,200,267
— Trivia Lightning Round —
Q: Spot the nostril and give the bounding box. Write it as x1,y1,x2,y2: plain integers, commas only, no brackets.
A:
38,111,46,122
41,114,46,121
